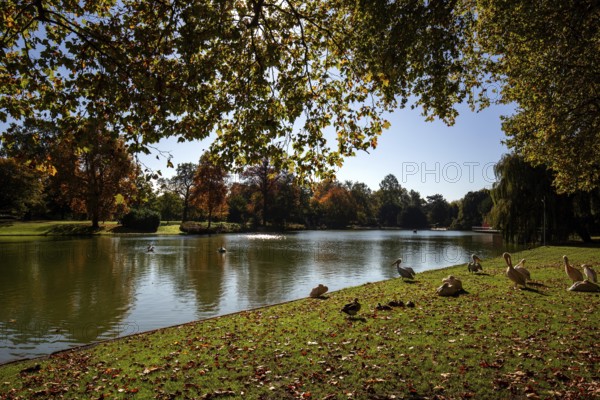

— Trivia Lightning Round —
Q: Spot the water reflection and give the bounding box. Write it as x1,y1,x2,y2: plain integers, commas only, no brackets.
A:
0,230,520,363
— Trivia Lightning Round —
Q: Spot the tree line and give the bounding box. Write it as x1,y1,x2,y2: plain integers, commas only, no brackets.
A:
0,142,487,232
2,127,599,243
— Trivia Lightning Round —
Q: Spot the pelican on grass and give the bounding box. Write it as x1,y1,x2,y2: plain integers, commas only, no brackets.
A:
392,258,415,281
437,275,464,297
563,255,584,282
467,254,483,273
582,264,597,283
514,258,531,281
503,252,527,290
568,280,600,292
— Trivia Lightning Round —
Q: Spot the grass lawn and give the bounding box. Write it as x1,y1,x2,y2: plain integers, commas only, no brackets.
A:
0,220,246,236
0,220,185,236
1,246,599,399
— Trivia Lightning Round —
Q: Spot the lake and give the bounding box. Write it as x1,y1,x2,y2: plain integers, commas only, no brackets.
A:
0,230,518,363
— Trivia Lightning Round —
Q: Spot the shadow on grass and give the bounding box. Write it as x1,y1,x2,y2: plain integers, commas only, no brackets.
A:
522,286,549,295
346,316,368,323
399,279,419,284
527,281,548,287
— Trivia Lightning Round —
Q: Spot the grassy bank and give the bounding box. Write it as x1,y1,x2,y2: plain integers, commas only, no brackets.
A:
0,220,203,236
1,246,599,399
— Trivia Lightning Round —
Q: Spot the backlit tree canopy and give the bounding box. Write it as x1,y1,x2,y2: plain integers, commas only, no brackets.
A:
472,0,600,193
1,1,598,191
0,0,479,180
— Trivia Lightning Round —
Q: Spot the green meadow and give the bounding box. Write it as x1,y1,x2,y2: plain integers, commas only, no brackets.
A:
1,246,598,399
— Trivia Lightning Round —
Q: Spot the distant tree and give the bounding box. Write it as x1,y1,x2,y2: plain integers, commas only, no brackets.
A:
242,159,282,226
488,153,596,243
156,192,184,221
399,205,429,230
0,158,45,218
312,180,355,228
130,173,158,210
160,163,198,222
408,190,425,208
227,182,251,224
270,172,304,228
376,174,409,226
62,128,138,229
347,181,377,226
2,118,138,227
425,194,452,228
452,189,492,230
192,153,229,229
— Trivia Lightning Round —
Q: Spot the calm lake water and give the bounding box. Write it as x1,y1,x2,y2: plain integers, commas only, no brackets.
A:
0,230,519,363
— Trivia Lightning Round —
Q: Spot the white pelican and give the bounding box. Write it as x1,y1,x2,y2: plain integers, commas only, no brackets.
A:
467,254,483,273
563,255,583,282
568,280,600,292
437,275,464,296
514,258,531,281
437,282,460,297
309,284,329,298
582,264,597,283
392,258,415,281
503,252,527,289
442,275,463,291
341,298,361,317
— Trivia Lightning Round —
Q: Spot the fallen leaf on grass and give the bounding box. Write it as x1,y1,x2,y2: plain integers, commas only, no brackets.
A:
141,366,162,375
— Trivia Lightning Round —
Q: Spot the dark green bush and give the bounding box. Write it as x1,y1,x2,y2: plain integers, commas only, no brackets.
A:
121,209,161,232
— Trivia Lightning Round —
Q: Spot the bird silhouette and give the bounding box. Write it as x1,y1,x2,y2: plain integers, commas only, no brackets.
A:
568,280,600,292
392,258,415,281
341,298,361,317
388,300,404,307
467,254,483,273
309,284,329,298
503,252,527,289
514,258,531,281
375,303,392,311
582,264,597,283
563,255,584,282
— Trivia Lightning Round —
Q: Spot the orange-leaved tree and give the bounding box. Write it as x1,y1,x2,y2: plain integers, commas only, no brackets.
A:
191,153,228,229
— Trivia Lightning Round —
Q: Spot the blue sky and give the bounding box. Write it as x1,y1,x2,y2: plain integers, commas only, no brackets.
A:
140,101,515,202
